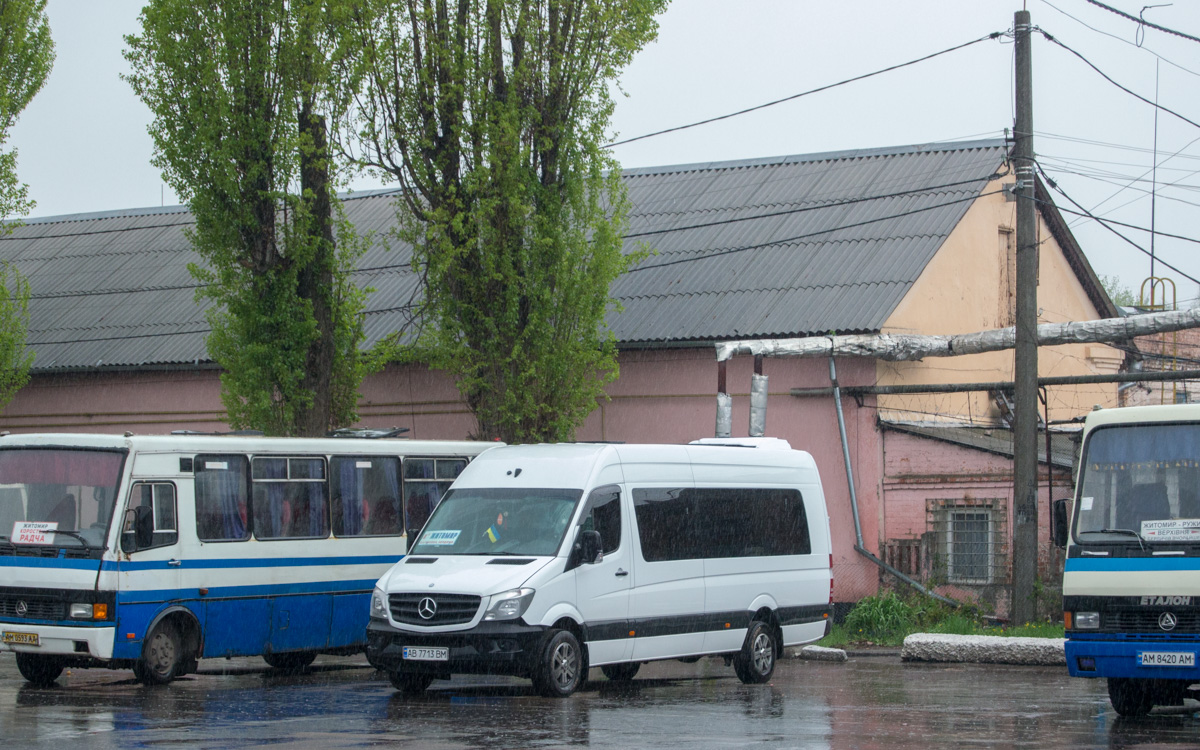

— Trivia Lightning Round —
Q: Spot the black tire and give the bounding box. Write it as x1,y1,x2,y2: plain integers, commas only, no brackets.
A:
137,621,183,685
262,651,317,672
532,629,584,698
733,620,777,684
388,670,434,695
601,662,640,682
15,653,64,686
1108,678,1154,717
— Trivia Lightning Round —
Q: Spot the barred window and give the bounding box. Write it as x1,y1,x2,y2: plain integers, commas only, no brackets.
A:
928,498,1007,586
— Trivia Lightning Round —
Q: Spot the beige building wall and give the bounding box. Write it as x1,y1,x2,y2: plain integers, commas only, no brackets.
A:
876,178,1122,425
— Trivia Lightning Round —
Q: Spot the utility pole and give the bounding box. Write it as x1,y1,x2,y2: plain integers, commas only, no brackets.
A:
1011,9,1039,625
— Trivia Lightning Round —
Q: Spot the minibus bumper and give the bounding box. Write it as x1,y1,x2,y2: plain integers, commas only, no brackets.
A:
366,620,549,677
1065,636,1200,681
0,622,116,660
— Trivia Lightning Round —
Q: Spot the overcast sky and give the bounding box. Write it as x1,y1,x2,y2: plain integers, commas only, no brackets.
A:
9,0,1200,301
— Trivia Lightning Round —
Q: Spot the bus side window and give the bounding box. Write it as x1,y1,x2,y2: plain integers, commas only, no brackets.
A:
581,487,621,554
331,457,402,536
402,458,466,534
195,455,250,542
124,482,179,550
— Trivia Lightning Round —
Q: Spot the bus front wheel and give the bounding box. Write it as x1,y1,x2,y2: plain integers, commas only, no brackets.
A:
15,653,64,686
263,651,317,672
1107,678,1155,717
135,621,183,685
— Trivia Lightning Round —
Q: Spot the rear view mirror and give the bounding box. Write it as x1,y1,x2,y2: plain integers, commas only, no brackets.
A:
1052,498,1070,548
121,505,154,553
566,529,603,571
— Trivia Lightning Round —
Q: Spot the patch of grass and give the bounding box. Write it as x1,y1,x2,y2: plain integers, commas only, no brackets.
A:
817,590,1064,648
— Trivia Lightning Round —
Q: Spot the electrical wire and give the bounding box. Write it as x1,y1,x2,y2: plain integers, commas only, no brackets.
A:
1039,0,1200,77
604,32,1005,149
1083,0,1200,45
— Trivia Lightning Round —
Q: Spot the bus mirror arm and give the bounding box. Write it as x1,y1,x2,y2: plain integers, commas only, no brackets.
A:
1052,498,1070,548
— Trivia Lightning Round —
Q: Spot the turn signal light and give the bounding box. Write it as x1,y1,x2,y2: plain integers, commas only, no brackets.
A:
93,603,108,620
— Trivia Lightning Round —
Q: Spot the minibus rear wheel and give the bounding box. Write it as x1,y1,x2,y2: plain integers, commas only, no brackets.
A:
532,629,583,698
15,653,63,686
734,620,777,684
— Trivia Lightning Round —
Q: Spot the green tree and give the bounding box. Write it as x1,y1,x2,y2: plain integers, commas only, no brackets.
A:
1099,274,1136,307
0,0,53,222
0,0,53,412
341,0,666,442
125,0,374,436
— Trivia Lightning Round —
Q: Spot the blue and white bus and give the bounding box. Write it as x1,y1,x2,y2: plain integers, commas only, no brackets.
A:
0,432,498,686
1055,404,1200,716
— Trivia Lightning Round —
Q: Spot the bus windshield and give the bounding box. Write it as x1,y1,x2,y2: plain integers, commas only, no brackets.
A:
0,448,126,550
409,488,582,557
1076,423,1200,544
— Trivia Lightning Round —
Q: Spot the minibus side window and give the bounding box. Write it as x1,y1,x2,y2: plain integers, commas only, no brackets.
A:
195,455,250,542
633,488,698,562
251,457,330,540
690,488,810,557
124,482,179,549
580,487,621,554
331,456,402,537
402,458,467,533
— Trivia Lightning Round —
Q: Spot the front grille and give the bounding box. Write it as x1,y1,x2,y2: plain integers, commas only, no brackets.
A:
0,597,65,620
1108,610,1200,634
389,593,480,626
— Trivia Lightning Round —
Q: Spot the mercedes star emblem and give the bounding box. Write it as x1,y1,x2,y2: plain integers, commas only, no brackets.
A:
15,600,28,617
1159,612,1178,631
418,597,438,620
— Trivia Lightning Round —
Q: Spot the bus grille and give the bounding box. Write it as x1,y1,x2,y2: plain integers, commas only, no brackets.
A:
388,593,481,626
0,597,65,621
1109,611,1200,634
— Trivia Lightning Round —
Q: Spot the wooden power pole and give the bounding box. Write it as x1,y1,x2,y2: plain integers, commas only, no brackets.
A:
1012,9,1038,625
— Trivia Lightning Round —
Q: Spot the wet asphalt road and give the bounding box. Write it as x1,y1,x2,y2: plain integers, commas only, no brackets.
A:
2,651,1198,749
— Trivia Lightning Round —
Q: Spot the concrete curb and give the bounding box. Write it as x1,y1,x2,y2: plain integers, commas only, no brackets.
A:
901,633,1066,666
796,645,849,662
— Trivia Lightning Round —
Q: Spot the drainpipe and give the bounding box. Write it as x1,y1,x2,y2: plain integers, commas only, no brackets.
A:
749,355,767,437
828,353,959,606
716,360,732,438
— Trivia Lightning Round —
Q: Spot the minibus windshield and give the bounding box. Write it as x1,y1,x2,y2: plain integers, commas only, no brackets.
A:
0,448,125,550
1076,423,1200,545
410,488,582,556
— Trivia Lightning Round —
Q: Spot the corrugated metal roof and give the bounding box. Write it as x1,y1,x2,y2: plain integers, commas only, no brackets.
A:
1,140,1010,372
881,420,1079,470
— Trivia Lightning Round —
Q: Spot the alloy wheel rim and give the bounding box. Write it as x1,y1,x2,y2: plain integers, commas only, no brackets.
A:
752,632,772,674
551,641,577,688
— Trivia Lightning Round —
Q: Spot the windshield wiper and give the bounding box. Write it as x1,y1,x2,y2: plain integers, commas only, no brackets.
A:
1079,528,1145,551
49,529,105,552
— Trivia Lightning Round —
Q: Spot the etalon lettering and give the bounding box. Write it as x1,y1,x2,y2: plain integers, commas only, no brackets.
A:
1141,595,1193,606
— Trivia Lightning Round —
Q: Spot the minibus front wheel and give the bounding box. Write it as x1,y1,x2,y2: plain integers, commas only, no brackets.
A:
532,629,584,698
15,653,64,686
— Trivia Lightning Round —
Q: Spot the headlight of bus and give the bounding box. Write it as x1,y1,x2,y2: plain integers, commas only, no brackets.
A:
484,588,535,621
370,588,388,620
1070,611,1100,630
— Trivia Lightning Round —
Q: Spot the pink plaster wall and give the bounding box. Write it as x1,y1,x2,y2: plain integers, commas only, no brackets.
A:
0,349,888,603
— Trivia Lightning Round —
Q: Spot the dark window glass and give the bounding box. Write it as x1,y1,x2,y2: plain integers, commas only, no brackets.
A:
581,487,621,554
403,457,468,533
331,456,402,537
634,487,810,561
195,455,250,542
633,488,697,562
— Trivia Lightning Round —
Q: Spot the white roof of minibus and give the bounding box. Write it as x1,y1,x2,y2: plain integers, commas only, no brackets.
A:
1084,404,1200,430
0,432,500,455
450,441,815,491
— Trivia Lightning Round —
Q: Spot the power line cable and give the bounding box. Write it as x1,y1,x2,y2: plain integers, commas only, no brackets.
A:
1039,0,1200,76
604,32,1005,149
1083,0,1200,44
1037,29,1200,131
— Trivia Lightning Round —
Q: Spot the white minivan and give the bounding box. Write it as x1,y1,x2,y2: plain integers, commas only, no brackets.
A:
366,439,833,697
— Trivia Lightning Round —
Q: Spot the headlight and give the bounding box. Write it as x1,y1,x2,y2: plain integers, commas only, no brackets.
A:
370,589,388,620
1073,611,1100,629
69,603,94,619
483,588,535,621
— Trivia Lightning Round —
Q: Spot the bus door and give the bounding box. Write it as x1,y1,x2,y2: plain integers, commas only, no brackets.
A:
115,481,183,654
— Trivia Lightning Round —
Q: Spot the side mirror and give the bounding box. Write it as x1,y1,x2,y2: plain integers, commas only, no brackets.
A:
1052,498,1070,548
566,529,603,571
121,505,154,553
